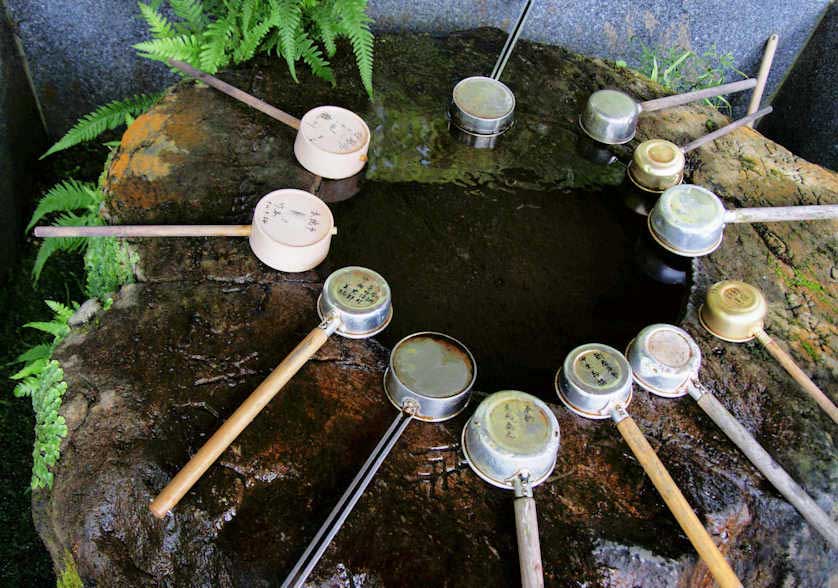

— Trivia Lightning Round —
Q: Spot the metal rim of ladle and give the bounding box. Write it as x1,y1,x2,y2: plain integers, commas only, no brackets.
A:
646,208,724,257
625,338,691,398
626,160,684,194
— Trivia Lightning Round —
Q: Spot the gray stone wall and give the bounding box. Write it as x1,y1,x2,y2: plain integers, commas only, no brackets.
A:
5,0,830,137
0,0,47,269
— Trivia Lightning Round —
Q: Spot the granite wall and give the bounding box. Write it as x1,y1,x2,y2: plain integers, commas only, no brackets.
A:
4,0,831,136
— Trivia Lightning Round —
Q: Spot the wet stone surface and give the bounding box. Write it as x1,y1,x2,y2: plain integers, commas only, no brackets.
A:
36,29,837,587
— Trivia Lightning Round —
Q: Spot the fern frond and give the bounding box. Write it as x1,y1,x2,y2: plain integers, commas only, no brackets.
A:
274,0,303,81
295,29,334,84
44,300,76,324
240,0,260,31
134,34,202,65
234,11,274,62
22,321,70,340
41,94,162,159
11,358,50,381
26,180,103,232
312,7,338,57
138,2,176,39
32,213,102,282
170,0,206,30
199,17,233,72
13,344,53,366
334,0,374,98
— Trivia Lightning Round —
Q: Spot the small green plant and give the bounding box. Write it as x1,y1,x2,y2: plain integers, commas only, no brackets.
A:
57,551,84,588
624,40,747,114
11,301,77,490
134,0,375,98
27,179,137,299
40,93,162,159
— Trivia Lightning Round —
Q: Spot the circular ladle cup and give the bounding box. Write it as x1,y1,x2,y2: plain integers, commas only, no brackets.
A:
462,390,560,588
647,184,838,257
449,0,533,147
555,343,741,588
579,78,758,145
282,331,476,588
149,266,392,519
627,107,772,193
699,280,838,424
169,60,370,180
625,323,838,547
35,189,338,273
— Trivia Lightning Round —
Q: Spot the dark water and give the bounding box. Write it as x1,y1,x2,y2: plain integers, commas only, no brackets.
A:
323,173,688,400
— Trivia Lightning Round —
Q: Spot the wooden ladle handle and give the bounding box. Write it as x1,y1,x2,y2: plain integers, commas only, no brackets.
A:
615,414,742,588
149,324,332,518
754,328,838,424
513,494,544,588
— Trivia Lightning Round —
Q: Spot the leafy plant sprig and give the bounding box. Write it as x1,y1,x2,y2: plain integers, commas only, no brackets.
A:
134,0,375,99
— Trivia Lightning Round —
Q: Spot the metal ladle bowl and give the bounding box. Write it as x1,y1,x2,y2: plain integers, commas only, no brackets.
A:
627,139,685,192
555,343,634,419
699,280,767,342
648,184,727,256
579,89,642,145
450,76,517,146
317,266,393,339
384,331,476,421
462,390,560,490
626,324,701,398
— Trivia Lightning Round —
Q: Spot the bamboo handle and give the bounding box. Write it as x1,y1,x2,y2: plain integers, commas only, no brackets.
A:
723,204,838,224
34,225,252,238
639,78,757,113
615,414,742,588
513,495,544,588
694,388,838,547
754,329,838,424
490,0,534,80
168,60,301,130
681,107,772,154
150,324,331,518
747,34,779,126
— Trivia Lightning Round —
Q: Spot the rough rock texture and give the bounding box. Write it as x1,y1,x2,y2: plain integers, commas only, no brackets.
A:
35,30,836,587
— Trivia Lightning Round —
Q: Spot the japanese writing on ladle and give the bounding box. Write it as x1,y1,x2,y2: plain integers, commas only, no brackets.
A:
504,401,535,441
578,351,620,388
336,278,381,308
306,110,364,151
261,201,322,233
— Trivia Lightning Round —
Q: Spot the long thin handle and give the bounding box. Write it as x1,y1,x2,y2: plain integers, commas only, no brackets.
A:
614,412,742,588
691,385,838,547
754,328,838,424
169,59,301,130
681,107,773,154
747,34,779,126
282,411,414,588
639,78,757,113
512,474,544,588
34,225,252,238
150,320,336,519
723,204,838,224
490,0,534,80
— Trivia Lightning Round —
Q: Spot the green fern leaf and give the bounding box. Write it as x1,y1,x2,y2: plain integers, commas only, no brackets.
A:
137,2,176,39
44,300,76,324
295,30,335,84
11,358,50,381
22,321,70,339
13,344,53,366
26,180,103,232
41,94,162,159
199,17,233,72
234,12,274,62
315,13,338,57
169,0,206,30
334,0,374,98
134,34,202,65
274,0,303,81
32,214,102,282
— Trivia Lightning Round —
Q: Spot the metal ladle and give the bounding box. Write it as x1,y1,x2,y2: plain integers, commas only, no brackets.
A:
555,343,742,588
578,77,758,145
169,60,370,180
627,107,773,193
35,189,337,273
149,266,393,518
647,184,838,257
449,0,534,148
626,323,838,547
462,390,560,588
282,331,476,588
699,280,838,424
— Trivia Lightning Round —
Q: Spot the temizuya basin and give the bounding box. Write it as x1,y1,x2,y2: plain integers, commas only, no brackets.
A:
579,89,642,145
698,280,767,343
317,266,393,339
294,105,371,179
249,189,336,272
450,76,517,145
648,184,727,256
462,390,560,490
384,331,477,421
